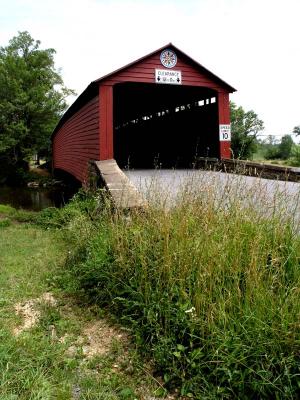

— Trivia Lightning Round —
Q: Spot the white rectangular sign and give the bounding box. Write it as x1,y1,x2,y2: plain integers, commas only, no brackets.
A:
219,124,231,141
155,69,182,85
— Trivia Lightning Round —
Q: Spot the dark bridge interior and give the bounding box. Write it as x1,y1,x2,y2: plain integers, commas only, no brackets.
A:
113,82,219,169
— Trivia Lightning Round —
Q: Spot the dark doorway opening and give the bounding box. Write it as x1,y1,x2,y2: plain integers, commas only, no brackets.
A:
113,82,219,169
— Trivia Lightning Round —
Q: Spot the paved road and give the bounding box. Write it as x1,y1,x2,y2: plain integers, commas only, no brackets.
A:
124,169,300,225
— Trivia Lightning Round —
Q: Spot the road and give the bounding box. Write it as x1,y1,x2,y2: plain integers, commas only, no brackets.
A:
124,169,300,225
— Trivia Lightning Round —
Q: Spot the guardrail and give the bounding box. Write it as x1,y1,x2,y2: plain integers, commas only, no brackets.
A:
196,158,300,182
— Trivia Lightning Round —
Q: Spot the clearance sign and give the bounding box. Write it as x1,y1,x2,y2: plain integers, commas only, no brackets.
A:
155,69,182,85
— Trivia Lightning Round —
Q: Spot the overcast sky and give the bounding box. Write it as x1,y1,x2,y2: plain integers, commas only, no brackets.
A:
1,0,299,140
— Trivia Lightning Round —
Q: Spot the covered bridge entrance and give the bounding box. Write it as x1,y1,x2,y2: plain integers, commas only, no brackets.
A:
114,82,219,168
52,44,236,183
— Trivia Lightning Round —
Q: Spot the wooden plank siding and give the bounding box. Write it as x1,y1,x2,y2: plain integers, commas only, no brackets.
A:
99,51,232,160
53,96,99,183
101,53,227,91
52,44,235,184
218,92,231,158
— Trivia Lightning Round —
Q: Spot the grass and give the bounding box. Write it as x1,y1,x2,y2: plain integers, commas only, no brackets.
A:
0,202,163,399
252,147,300,168
59,179,300,399
1,176,300,399
251,156,298,168
0,203,37,223
0,224,64,305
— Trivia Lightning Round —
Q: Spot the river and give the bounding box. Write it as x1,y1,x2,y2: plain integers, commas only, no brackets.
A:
0,185,77,211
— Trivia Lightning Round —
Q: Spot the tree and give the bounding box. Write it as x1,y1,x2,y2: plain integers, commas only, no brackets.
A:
264,134,294,161
230,102,264,159
278,134,293,160
0,31,75,183
293,126,300,136
263,135,280,160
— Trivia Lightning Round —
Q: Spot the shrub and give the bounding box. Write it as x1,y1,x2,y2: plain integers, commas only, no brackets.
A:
36,189,101,229
264,145,280,160
278,135,294,160
290,145,300,167
0,203,37,223
0,204,16,215
0,218,11,228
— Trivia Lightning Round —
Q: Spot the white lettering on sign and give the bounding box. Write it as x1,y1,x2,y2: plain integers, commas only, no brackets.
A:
219,124,231,141
155,69,182,85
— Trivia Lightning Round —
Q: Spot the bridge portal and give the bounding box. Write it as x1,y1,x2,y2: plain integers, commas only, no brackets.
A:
52,44,236,184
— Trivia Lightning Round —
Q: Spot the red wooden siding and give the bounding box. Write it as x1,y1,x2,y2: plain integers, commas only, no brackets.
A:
99,86,113,160
102,53,226,90
218,92,231,158
100,49,233,160
52,44,235,182
53,96,99,183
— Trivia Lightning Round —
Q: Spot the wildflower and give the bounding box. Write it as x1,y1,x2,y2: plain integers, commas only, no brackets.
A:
185,306,196,314
185,306,196,318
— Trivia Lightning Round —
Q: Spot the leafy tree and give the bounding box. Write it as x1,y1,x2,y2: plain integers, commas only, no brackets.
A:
291,145,300,166
263,135,280,160
278,134,293,160
264,135,294,161
0,31,75,183
230,102,264,159
293,126,300,136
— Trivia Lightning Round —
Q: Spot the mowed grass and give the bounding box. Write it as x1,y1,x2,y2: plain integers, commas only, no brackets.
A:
0,221,73,398
0,207,161,400
0,223,64,304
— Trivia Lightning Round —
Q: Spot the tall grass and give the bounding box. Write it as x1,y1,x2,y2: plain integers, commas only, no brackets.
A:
61,175,300,398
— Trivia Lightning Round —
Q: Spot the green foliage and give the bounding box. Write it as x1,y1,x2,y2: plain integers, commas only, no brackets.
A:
262,135,295,162
0,203,37,223
0,209,160,399
59,187,300,399
264,146,280,160
0,218,11,228
293,125,300,136
230,102,264,159
278,134,294,160
0,31,75,183
0,204,15,214
3,185,299,398
290,145,300,166
36,189,101,229
0,328,73,399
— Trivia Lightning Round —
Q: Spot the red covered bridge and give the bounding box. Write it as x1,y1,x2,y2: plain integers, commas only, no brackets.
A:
52,44,236,184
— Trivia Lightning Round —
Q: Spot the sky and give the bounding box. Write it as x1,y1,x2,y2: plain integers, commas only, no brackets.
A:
1,0,299,140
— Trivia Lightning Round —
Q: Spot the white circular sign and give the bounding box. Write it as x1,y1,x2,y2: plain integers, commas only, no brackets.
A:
160,49,177,68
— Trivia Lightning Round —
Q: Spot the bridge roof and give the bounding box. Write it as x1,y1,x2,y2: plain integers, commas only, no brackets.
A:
52,43,236,137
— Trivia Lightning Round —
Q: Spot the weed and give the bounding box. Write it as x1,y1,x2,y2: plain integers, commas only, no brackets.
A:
0,203,37,223
0,218,11,228
61,173,300,399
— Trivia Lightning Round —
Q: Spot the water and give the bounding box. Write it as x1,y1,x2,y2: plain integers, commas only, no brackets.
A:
0,185,77,211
